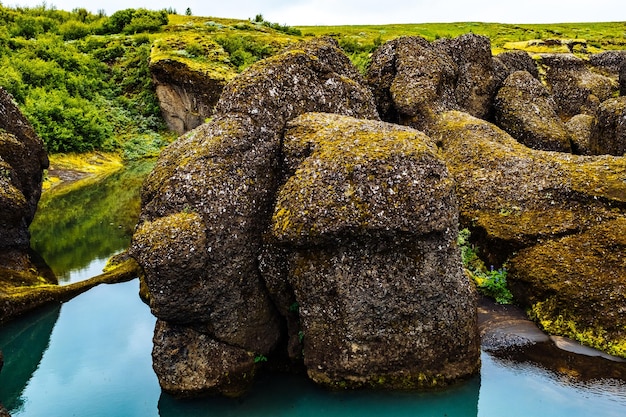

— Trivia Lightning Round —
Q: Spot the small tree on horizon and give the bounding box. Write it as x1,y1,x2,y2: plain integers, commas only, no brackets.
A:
185,7,192,16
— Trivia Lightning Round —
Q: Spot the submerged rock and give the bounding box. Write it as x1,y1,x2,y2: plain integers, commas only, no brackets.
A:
262,113,480,389
494,70,572,152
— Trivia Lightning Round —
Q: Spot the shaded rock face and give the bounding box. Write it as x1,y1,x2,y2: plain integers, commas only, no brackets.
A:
366,34,496,130
0,88,48,251
132,37,480,397
150,58,230,134
537,53,617,118
494,70,572,152
261,113,479,389
430,110,626,356
591,96,626,156
621,61,626,96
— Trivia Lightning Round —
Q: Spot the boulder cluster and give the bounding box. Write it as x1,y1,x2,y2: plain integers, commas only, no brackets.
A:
131,35,626,396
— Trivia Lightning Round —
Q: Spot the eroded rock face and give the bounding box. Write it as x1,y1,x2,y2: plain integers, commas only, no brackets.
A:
130,37,383,397
494,70,572,152
620,60,626,96
261,113,479,389
366,34,496,130
0,88,48,251
150,51,233,134
538,53,617,118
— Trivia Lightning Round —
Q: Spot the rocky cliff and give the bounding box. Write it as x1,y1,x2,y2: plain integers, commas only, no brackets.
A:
132,33,626,397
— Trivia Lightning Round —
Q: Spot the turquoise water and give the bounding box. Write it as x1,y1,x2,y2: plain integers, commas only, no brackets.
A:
2,162,626,416
1,278,625,417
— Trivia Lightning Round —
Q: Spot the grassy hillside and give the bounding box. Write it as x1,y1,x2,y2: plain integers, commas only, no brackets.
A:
0,4,624,155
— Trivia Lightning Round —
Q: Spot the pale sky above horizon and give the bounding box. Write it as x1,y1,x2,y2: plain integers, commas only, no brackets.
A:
2,0,625,25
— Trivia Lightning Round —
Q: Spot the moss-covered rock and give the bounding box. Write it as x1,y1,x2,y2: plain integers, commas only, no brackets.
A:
538,53,617,118
591,96,626,155
0,88,48,251
494,70,572,152
430,110,626,263
152,320,259,398
508,218,626,357
366,36,458,129
434,34,497,120
367,34,497,130
565,113,596,155
262,113,480,390
494,50,539,83
430,110,626,357
131,37,380,397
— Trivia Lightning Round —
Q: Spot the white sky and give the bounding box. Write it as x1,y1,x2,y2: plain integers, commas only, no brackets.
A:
3,0,625,25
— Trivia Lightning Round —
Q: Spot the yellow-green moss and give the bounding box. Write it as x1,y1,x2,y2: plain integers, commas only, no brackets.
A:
529,299,626,358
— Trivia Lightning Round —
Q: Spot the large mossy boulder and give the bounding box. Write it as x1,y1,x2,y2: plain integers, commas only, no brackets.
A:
430,110,626,263
130,37,381,397
537,53,617,118
261,113,480,389
366,34,496,130
430,110,626,357
508,218,626,357
494,70,572,152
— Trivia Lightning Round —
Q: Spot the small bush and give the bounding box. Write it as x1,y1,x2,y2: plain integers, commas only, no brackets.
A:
457,228,514,304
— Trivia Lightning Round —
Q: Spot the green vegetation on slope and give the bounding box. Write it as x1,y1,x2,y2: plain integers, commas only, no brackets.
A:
0,4,624,154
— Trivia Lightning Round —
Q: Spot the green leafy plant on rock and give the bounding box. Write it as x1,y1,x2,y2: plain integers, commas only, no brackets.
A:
457,228,513,304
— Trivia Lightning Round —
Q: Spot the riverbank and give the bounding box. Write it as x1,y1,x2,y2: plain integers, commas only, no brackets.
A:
42,152,125,194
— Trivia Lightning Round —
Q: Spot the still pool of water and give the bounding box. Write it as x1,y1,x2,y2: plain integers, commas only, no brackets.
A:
1,278,625,417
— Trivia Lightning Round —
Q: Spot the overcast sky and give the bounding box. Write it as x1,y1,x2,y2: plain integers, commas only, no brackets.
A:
3,0,625,25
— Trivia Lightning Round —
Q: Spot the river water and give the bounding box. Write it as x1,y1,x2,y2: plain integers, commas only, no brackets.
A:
1,162,625,416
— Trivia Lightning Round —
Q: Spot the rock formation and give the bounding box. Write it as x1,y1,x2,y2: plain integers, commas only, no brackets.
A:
261,113,479,389
430,111,626,356
366,34,497,130
494,70,572,152
149,38,237,134
591,96,626,155
0,87,53,313
131,37,481,397
536,53,616,118
0,88,48,251
133,31,626,397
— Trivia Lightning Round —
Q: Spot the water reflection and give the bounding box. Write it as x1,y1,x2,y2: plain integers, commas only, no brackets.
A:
0,304,60,411
158,372,480,417
29,161,154,282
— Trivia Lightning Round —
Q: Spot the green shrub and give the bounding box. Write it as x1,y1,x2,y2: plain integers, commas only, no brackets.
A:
457,228,513,304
